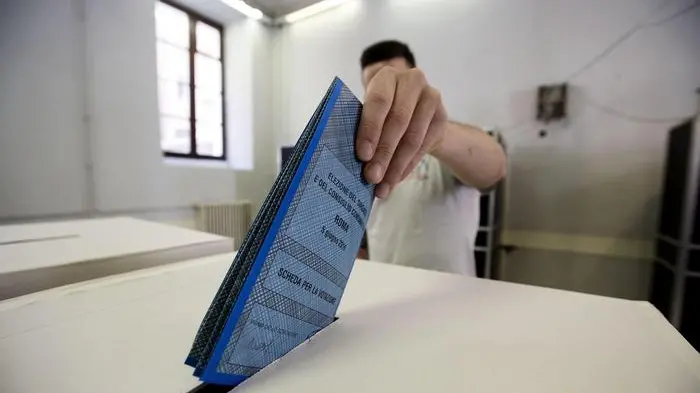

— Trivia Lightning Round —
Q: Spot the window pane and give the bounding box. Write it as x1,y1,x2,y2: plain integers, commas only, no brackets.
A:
196,121,224,157
159,79,190,118
195,54,222,91
195,88,222,123
196,22,221,59
155,2,189,48
161,116,191,154
157,42,190,82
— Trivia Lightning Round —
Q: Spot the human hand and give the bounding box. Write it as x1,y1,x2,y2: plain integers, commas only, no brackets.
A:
356,66,448,198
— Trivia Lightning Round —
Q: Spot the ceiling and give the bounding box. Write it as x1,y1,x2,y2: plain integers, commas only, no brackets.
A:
176,0,247,23
247,0,325,18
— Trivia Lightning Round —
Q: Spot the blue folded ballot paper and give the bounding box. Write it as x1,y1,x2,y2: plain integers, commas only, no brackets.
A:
185,77,374,386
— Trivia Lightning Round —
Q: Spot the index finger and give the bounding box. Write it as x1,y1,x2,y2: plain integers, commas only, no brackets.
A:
356,68,397,162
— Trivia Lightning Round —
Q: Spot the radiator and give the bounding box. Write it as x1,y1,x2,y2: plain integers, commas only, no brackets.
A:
195,201,252,250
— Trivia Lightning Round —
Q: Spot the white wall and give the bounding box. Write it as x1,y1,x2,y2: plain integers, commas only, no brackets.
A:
275,0,700,298
0,0,275,222
0,0,88,218
229,19,280,215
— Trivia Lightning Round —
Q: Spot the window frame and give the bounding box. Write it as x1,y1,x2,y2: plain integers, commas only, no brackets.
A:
157,0,227,161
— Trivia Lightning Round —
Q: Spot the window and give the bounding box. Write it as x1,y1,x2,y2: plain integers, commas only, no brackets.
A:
155,1,225,160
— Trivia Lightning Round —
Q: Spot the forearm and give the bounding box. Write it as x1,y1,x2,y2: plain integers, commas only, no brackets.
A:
431,122,507,190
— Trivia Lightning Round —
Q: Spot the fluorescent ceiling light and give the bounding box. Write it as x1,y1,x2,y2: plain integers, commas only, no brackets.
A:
221,0,264,20
281,0,353,24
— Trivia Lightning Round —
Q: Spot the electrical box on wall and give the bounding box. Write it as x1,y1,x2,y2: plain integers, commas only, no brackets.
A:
537,84,568,123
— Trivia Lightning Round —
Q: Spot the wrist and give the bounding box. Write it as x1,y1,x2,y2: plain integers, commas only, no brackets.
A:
429,122,455,160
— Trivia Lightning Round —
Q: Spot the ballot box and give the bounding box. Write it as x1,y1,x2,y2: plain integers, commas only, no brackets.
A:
0,217,232,299
0,254,698,393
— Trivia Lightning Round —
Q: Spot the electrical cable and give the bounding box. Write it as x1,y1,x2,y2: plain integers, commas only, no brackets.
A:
580,95,696,124
502,0,699,130
566,1,700,82
567,0,700,124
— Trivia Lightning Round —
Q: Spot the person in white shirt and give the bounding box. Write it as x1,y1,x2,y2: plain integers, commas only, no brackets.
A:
356,40,506,276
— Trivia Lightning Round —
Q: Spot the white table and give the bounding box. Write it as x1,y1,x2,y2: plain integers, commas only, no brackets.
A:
0,254,698,393
0,217,233,299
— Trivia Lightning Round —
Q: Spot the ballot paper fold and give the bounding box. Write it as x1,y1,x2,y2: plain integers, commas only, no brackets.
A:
185,77,373,385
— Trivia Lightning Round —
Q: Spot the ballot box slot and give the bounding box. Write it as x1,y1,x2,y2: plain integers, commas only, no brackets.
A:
188,383,233,393
0,234,79,246
186,317,339,391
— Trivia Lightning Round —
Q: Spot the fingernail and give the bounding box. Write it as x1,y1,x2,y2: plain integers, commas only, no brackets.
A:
357,142,373,161
365,163,383,184
376,183,391,199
